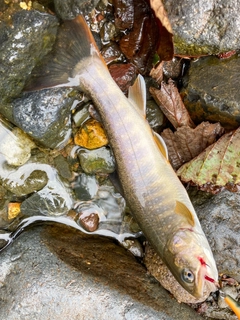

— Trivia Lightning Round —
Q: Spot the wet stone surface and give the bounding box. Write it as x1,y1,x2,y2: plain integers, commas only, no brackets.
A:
0,8,58,104
182,54,240,129
54,0,100,20
189,188,240,283
0,225,203,320
13,88,77,149
164,0,240,56
78,147,116,174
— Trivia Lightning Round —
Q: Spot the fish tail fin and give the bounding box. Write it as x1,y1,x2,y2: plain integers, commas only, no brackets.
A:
25,15,106,91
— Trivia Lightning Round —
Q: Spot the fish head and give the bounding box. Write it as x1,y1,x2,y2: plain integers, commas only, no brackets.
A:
164,228,218,298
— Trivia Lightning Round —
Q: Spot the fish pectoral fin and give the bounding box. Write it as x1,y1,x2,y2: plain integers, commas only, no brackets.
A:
128,75,146,116
25,15,105,91
153,131,169,160
175,200,195,227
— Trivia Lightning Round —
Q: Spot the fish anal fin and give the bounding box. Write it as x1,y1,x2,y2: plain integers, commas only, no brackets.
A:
175,200,195,227
128,75,146,116
153,131,168,160
25,15,107,91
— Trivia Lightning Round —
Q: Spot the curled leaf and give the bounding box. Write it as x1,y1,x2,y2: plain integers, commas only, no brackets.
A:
161,122,224,170
177,128,240,192
150,80,195,129
150,0,173,61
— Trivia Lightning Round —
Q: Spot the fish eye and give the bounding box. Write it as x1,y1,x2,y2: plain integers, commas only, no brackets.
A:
181,268,195,283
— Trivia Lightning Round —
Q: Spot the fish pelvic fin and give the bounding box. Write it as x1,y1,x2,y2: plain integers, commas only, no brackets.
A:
175,200,195,227
25,15,106,91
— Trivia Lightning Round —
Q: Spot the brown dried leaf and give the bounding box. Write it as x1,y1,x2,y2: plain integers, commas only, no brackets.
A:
150,80,195,129
117,0,159,74
177,127,240,192
161,122,224,170
149,61,164,85
150,0,173,61
150,0,172,33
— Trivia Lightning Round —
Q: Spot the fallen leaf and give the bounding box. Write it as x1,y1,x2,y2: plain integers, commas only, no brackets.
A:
161,122,224,170
116,0,159,74
177,128,240,192
150,80,195,129
109,63,137,94
150,61,164,85
149,0,173,61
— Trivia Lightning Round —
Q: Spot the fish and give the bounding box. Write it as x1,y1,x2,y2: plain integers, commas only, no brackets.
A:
24,15,218,298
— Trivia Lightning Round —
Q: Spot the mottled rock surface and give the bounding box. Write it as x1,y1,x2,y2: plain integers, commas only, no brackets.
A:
13,88,76,149
0,8,58,105
54,0,100,19
189,188,240,283
164,0,240,55
0,225,203,320
182,55,240,129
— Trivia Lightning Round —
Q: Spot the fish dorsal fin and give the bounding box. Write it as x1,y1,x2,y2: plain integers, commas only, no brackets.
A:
153,131,169,160
25,15,106,91
175,200,195,227
128,75,146,116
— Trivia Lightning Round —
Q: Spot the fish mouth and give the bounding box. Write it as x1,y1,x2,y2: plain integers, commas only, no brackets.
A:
193,269,219,298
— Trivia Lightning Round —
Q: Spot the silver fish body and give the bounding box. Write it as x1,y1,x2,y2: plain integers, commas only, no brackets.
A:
26,15,218,298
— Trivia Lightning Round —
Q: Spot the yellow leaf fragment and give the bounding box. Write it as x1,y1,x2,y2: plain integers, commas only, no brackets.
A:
8,202,21,220
74,119,108,149
177,128,240,192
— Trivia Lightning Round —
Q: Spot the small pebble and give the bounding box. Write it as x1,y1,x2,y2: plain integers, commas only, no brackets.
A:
74,119,108,149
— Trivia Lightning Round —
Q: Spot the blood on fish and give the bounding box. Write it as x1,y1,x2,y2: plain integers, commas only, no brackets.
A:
198,257,207,266
205,275,215,283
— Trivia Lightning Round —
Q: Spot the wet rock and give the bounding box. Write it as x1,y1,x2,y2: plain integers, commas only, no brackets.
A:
74,118,109,149
163,57,184,79
188,188,240,282
1,168,48,197
0,118,35,167
53,154,73,180
101,42,123,64
72,173,99,201
79,212,99,231
113,0,134,30
20,175,73,216
0,225,203,319
13,88,76,149
7,202,21,220
164,0,240,56
0,8,58,104
146,100,165,131
54,0,100,20
72,103,91,127
182,55,240,129
78,147,116,174
100,21,117,43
